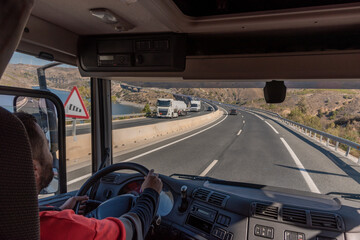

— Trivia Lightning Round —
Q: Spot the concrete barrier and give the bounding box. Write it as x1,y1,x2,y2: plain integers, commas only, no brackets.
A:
66,109,223,166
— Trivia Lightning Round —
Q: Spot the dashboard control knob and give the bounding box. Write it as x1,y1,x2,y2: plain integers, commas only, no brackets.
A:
179,185,189,213
181,185,187,198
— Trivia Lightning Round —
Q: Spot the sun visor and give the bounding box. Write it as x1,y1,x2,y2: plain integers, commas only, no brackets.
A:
78,33,187,76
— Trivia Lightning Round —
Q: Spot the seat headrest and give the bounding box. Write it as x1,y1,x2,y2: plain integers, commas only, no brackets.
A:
0,106,39,239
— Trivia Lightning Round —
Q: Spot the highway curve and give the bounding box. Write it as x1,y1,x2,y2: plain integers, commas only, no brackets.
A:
67,107,360,197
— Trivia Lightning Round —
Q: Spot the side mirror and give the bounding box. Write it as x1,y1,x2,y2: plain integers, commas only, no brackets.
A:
0,88,65,195
13,96,60,195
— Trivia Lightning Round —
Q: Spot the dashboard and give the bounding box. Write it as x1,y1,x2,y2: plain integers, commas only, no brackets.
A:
93,172,360,240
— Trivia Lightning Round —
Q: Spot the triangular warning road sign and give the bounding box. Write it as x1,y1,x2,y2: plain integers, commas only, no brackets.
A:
64,86,89,119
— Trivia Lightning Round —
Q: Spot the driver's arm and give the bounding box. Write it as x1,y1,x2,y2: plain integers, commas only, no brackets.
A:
39,170,162,240
119,170,162,240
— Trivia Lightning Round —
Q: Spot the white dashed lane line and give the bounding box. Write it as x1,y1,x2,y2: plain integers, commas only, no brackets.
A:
200,160,218,176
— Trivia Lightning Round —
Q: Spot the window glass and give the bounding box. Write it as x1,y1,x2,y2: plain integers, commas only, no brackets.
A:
1,52,91,193
111,83,360,195
0,94,60,198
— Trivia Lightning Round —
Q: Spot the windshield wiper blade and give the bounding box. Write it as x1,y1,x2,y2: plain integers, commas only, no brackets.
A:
326,192,360,200
169,173,216,181
170,174,267,189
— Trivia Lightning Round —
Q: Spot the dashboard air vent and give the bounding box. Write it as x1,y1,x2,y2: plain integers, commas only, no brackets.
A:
101,174,116,183
193,188,211,201
282,207,307,225
310,212,340,230
254,203,278,220
208,192,228,207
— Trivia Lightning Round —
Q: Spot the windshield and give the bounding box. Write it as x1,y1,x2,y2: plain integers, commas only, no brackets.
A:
110,86,360,197
157,100,171,107
3,52,360,197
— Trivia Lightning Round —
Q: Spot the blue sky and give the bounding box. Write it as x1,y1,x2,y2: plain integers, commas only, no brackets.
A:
10,52,75,68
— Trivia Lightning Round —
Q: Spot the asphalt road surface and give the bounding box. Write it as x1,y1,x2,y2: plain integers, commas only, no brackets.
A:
66,107,360,197
66,102,213,136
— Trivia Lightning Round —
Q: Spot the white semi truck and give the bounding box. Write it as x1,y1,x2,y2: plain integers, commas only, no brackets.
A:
156,99,187,118
190,100,201,112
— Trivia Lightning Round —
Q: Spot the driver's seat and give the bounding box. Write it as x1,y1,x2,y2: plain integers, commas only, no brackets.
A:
0,106,39,239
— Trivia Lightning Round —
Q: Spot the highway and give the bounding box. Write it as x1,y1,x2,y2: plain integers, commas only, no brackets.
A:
66,102,212,136
16,97,213,136
66,107,360,197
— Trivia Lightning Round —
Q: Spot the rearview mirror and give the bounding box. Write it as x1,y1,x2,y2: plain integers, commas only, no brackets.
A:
263,80,287,103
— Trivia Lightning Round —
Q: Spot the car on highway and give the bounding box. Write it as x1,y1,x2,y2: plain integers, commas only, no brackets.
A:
1,1,360,240
229,109,238,115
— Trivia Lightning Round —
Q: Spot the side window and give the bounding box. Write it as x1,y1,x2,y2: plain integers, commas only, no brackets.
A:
1,52,92,194
0,94,60,197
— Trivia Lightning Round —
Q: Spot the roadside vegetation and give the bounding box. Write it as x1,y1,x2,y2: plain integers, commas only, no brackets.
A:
259,96,360,158
176,88,360,158
2,64,359,157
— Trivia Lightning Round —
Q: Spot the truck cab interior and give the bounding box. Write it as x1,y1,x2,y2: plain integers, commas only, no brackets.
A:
1,0,360,239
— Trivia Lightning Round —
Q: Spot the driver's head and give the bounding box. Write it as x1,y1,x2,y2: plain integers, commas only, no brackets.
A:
14,112,54,194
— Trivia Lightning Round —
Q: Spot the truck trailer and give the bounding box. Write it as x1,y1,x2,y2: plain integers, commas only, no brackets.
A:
156,99,187,118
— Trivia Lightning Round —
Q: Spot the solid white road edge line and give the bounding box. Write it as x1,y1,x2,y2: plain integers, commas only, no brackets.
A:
280,138,321,194
252,113,265,121
237,129,242,136
67,173,92,185
200,160,219,176
67,108,228,185
246,111,264,121
265,121,279,134
121,109,229,163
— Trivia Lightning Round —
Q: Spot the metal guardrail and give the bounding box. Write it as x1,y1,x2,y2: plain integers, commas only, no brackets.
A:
243,107,360,162
112,113,146,120
201,99,219,111
168,95,360,162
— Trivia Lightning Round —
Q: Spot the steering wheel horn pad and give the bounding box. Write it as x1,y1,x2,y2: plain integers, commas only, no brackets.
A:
75,162,149,216
86,194,138,219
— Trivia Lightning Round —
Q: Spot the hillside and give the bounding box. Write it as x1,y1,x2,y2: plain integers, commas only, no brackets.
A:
1,64,359,155
1,64,88,90
175,88,360,156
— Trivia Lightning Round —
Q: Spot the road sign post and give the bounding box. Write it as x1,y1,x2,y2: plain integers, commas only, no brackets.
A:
64,86,89,141
72,118,77,141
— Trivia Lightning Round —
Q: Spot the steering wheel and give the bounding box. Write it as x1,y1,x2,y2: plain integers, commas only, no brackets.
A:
75,162,149,219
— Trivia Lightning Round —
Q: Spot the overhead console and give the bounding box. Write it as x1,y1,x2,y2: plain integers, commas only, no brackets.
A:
78,33,187,76
77,32,360,80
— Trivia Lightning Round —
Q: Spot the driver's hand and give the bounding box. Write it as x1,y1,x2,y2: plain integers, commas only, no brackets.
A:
141,169,163,194
59,195,89,213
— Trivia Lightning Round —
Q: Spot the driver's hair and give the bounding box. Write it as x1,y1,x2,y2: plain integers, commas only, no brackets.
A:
14,112,45,165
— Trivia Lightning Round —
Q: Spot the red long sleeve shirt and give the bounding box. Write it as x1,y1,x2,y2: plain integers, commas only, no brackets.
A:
40,210,126,240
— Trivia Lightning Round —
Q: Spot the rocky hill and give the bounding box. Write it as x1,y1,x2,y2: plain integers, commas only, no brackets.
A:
1,64,359,152
0,64,88,90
